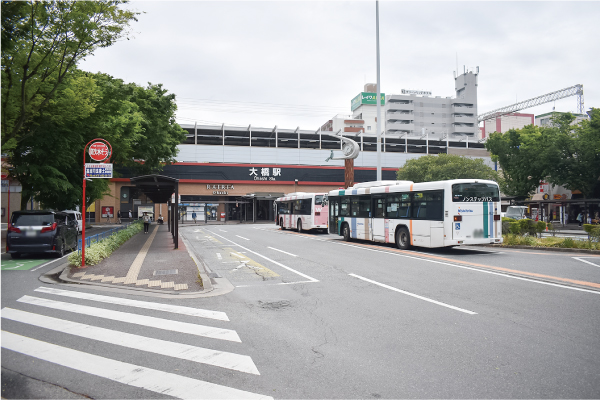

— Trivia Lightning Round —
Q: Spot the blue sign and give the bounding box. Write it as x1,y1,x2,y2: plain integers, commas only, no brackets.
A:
85,163,113,178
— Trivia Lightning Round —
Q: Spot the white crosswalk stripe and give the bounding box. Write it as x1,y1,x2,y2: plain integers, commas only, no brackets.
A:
2,287,271,399
17,295,241,342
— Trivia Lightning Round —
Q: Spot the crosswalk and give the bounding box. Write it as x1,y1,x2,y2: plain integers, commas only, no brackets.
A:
1,286,273,399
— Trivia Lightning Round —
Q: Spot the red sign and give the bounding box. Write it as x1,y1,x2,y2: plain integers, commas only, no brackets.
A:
101,206,114,218
89,142,110,162
1,172,7,179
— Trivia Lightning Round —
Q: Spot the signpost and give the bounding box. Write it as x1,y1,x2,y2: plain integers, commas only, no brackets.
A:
81,139,112,267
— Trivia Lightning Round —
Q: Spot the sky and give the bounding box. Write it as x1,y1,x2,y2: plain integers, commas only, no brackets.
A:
79,1,600,131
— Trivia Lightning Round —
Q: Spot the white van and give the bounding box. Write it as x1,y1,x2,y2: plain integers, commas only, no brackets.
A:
62,210,83,234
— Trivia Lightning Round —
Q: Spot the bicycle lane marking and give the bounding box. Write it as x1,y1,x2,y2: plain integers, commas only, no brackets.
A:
1,259,52,271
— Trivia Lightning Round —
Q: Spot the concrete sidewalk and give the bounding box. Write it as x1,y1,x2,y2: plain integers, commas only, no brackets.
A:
61,223,209,295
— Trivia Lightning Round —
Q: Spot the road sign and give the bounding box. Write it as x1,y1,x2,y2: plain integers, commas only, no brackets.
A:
89,141,110,162
85,163,113,178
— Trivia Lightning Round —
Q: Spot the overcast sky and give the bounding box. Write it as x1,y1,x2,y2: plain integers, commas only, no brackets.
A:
79,1,600,130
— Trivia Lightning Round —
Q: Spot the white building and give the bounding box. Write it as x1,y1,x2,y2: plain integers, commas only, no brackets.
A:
482,112,535,138
535,111,590,127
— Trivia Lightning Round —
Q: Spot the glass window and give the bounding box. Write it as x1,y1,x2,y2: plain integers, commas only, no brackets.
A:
374,197,385,218
412,190,443,220
386,193,410,219
351,196,371,218
452,183,499,202
340,197,351,217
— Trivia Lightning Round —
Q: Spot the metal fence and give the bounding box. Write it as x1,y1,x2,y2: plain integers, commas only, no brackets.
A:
77,223,134,251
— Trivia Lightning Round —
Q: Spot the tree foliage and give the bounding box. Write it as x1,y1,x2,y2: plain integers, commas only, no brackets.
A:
485,109,600,199
9,71,186,210
396,153,500,183
1,1,139,153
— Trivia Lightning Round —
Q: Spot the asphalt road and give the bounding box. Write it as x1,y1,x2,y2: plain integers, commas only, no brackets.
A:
2,223,599,399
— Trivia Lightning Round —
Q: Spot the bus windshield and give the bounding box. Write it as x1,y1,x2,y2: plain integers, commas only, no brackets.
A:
452,182,500,202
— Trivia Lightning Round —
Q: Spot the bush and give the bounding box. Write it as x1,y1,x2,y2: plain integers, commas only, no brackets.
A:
68,221,143,267
502,217,516,235
535,221,547,237
583,224,600,242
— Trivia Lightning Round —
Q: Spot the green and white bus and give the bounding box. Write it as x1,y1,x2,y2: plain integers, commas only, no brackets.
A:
328,179,502,249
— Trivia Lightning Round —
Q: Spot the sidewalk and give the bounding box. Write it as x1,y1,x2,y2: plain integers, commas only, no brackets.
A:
61,223,208,295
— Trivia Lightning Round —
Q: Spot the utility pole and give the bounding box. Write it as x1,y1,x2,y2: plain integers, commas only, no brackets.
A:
376,0,382,181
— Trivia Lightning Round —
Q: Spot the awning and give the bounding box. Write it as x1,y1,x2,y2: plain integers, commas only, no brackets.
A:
130,175,179,204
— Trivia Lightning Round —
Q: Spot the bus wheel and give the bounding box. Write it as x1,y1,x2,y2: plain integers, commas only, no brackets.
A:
342,223,351,242
280,219,285,230
395,227,410,250
297,220,303,232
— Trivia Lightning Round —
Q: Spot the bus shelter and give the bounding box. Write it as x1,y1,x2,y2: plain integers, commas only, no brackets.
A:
130,175,180,249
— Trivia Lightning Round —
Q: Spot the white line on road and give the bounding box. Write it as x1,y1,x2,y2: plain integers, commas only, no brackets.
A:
17,296,241,342
235,235,250,240
1,331,272,399
219,229,227,232
267,247,298,257
211,232,318,283
230,252,247,259
573,257,600,268
216,253,222,260
2,308,259,374
34,287,229,321
349,274,477,315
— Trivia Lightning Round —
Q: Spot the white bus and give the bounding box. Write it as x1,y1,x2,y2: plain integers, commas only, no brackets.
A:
275,192,329,232
328,179,502,249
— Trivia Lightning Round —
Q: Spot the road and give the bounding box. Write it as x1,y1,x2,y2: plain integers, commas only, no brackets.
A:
2,223,599,398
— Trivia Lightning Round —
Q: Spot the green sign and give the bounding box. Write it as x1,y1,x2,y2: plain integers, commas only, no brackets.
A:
351,92,385,111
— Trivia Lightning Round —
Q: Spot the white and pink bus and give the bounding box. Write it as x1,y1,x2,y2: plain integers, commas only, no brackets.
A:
275,192,329,232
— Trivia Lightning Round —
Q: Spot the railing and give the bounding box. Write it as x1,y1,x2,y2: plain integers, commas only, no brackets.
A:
77,223,132,251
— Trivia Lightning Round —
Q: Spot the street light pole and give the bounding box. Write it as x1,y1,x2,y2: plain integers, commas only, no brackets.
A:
376,0,382,181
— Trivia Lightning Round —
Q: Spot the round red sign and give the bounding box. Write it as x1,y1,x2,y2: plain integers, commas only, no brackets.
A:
89,142,109,162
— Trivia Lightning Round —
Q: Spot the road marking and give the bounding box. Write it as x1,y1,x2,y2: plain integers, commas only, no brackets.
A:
1,331,272,400
219,229,227,232
34,287,229,321
211,232,318,283
216,253,222,260
236,235,250,241
267,247,298,257
573,257,600,268
329,241,600,294
2,308,258,374
231,252,247,259
17,296,241,342
349,274,477,315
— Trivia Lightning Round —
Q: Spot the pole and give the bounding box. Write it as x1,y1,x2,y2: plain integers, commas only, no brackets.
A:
376,0,382,181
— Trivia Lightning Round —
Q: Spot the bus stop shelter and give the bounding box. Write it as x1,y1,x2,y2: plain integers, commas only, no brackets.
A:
130,174,180,249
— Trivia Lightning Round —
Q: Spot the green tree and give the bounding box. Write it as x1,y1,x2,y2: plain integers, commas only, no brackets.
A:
396,153,500,183
484,125,548,198
1,1,139,153
9,72,185,210
545,108,600,199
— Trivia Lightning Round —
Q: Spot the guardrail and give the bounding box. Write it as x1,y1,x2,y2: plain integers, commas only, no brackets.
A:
77,223,133,251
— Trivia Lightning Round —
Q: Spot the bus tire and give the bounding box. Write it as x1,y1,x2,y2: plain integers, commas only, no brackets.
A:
395,227,410,250
342,223,351,242
280,218,285,230
297,219,303,232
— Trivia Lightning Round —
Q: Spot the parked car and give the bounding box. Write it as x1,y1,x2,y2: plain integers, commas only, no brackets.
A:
6,210,78,259
62,210,83,234
504,206,529,220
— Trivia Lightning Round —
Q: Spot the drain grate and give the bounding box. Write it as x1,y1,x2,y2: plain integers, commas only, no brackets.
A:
153,269,178,276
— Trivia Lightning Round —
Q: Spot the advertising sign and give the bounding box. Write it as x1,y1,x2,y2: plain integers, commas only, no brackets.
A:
401,89,432,96
101,206,114,218
351,92,385,111
85,163,113,178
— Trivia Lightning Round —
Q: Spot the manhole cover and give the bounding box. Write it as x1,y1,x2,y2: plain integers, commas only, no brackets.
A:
153,269,178,276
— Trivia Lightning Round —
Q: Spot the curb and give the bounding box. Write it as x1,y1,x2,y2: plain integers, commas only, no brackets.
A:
477,244,600,254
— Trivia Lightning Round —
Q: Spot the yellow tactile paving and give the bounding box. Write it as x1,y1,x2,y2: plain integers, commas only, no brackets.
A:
148,280,162,287
174,284,188,291
161,282,174,289
124,226,158,284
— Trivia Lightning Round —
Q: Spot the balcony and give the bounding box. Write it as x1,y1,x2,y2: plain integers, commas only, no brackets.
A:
451,115,477,124
386,121,414,131
387,102,413,111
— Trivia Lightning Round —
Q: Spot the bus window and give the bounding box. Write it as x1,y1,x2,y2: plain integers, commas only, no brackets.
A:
412,190,443,220
374,197,385,218
351,195,371,218
340,197,351,217
452,183,499,202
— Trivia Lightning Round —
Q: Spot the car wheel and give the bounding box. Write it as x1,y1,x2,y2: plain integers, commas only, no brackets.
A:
57,242,66,258
280,218,285,230
297,220,303,232
395,227,410,250
10,253,21,259
342,223,351,242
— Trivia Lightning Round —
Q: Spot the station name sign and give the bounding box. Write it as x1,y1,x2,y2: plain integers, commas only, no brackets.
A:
207,184,234,195
85,163,113,178
401,89,432,96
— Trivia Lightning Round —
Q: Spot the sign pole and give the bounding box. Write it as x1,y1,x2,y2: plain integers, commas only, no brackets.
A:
81,138,112,268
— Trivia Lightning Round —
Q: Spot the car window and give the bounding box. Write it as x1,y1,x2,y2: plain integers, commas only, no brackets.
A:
12,214,54,226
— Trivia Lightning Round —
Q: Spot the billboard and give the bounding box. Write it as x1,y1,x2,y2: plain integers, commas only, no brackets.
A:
351,92,385,111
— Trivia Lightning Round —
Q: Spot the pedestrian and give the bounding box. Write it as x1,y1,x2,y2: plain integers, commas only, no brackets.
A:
117,210,122,224
576,212,583,227
192,211,197,224
128,210,132,222
106,208,110,223
143,212,150,234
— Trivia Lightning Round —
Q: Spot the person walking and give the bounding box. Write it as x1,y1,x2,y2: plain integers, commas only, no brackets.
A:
117,210,122,224
128,210,132,222
576,212,583,227
143,212,150,234
192,211,197,224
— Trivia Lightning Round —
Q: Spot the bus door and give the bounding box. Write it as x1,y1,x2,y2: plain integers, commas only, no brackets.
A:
329,197,339,234
372,195,386,242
